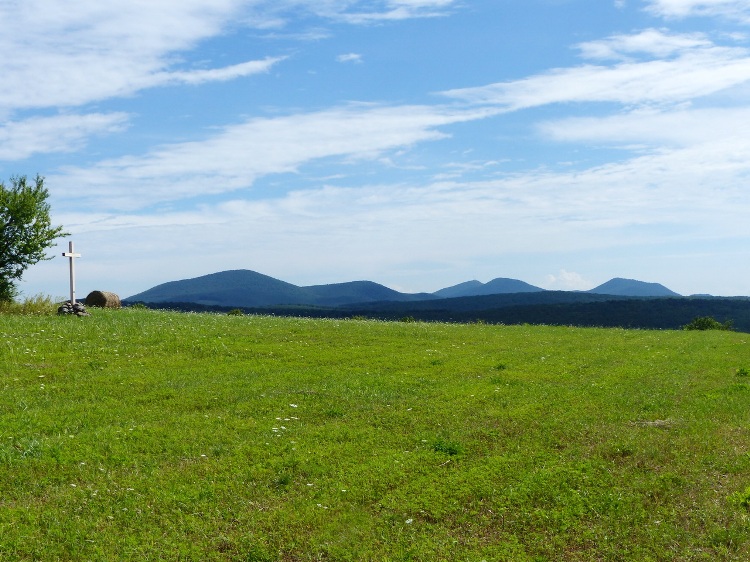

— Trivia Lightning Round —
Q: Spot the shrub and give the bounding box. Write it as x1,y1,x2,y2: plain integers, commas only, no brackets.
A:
683,316,734,331
227,309,244,316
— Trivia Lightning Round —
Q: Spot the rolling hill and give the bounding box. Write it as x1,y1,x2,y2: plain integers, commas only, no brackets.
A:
125,270,437,308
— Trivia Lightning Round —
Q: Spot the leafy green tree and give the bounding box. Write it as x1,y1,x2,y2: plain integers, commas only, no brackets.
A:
0,175,68,302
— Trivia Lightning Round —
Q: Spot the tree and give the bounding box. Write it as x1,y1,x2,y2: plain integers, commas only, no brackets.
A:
0,175,68,302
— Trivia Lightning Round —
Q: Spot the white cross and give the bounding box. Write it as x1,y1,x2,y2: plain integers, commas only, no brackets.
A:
62,241,81,305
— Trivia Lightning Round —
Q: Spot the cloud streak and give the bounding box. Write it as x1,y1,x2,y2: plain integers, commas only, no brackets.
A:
647,0,750,22
0,0,252,110
442,30,750,109
0,113,129,161
52,104,499,211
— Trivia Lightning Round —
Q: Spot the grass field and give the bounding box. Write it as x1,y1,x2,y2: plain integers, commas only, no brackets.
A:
1,308,750,561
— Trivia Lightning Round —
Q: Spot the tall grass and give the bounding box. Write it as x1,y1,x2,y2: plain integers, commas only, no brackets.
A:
0,293,60,315
1,308,749,560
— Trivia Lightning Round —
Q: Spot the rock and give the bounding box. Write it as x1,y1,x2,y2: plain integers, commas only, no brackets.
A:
57,301,90,317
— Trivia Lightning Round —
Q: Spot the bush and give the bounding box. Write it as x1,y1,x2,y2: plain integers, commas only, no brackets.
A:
227,309,244,316
683,316,734,331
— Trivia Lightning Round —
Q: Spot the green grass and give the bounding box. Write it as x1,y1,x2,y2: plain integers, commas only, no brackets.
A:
1,309,750,560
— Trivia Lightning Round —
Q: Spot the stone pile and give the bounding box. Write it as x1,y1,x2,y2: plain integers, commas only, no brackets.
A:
57,301,90,317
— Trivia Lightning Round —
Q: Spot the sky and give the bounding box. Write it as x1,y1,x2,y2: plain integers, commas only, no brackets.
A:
4,0,750,299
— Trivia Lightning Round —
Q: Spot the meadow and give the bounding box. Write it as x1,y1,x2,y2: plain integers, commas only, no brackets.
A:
1,307,749,561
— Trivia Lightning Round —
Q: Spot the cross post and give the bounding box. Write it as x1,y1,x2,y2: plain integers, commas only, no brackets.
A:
62,241,82,305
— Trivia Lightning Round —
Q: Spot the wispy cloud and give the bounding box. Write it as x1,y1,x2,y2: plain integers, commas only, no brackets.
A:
150,57,286,86
305,0,457,24
237,0,458,28
441,30,750,109
336,53,364,63
0,113,129,161
0,1,252,110
0,0,456,112
45,126,750,295
537,106,750,147
543,270,592,291
52,104,498,211
647,0,750,22
576,28,713,60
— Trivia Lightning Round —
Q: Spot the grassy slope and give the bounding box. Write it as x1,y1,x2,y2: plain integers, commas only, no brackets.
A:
1,310,750,561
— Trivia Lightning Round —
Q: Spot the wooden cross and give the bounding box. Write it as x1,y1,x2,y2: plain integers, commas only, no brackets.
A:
62,241,81,305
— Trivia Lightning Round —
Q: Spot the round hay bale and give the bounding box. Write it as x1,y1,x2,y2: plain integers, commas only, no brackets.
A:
85,290,121,309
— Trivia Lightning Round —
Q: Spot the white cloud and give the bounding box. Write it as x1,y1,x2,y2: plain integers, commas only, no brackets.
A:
38,130,750,297
538,106,750,147
0,0,252,110
543,270,592,291
0,0,454,112
576,28,712,60
337,53,364,63
239,0,458,28
306,0,456,23
647,0,750,21
0,113,129,161
151,57,286,86
52,103,498,211
442,31,750,109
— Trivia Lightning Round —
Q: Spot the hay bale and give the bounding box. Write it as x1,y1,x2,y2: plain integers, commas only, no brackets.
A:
85,290,121,309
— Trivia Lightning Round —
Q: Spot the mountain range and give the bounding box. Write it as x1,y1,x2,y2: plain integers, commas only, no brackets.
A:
123,270,750,332
125,269,680,308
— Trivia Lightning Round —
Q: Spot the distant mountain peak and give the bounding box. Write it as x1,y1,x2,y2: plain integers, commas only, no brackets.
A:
434,277,544,298
587,277,680,297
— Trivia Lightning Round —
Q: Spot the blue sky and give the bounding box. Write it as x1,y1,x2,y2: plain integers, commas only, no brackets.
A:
4,0,750,298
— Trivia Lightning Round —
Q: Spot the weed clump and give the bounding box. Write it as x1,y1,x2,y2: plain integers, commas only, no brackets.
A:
431,438,463,456
730,486,750,510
